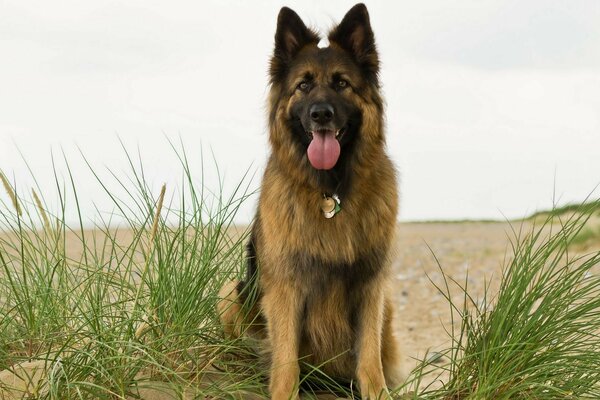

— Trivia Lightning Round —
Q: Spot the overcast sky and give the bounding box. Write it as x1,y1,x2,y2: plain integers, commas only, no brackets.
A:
1,0,599,224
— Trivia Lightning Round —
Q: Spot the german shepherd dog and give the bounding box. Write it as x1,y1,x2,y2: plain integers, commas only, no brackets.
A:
218,4,402,399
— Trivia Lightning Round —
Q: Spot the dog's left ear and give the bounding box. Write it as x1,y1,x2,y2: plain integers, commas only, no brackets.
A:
329,3,379,82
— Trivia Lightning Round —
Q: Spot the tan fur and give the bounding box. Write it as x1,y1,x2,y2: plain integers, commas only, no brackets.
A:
218,5,403,399
219,125,401,399
217,281,245,339
219,93,400,399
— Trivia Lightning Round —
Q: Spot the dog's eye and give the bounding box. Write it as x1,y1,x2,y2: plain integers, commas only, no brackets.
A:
336,79,348,89
297,81,310,92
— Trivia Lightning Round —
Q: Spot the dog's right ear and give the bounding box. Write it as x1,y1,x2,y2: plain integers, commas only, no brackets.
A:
270,7,319,83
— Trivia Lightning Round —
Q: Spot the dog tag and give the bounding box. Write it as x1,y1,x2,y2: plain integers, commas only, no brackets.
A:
321,194,341,218
321,197,336,213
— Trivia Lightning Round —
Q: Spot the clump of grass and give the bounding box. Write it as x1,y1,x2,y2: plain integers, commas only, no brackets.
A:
408,204,600,399
0,143,264,398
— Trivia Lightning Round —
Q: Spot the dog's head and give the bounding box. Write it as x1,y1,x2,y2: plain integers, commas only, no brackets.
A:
268,4,384,193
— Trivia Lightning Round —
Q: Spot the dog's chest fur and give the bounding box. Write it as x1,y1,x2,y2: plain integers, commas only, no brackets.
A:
257,155,397,268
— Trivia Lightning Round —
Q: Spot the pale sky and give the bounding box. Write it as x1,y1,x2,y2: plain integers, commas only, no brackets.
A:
1,0,599,224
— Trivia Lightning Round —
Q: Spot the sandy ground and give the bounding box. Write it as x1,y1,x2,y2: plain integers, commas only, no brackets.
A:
392,221,522,375
1,221,598,399
393,219,599,373
393,223,498,366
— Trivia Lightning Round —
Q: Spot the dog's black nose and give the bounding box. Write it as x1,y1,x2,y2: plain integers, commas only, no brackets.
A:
309,103,334,124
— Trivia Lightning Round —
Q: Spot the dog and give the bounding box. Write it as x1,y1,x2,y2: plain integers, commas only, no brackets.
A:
218,4,402,399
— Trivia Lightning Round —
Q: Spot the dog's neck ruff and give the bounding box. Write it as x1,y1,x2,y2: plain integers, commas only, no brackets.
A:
321,193,341,219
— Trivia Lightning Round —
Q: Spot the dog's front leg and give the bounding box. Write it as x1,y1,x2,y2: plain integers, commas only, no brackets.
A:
356,279,388,399
262,281,302,400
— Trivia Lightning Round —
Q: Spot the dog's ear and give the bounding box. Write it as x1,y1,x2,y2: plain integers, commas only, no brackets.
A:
270,7,319,82
329,4,379,83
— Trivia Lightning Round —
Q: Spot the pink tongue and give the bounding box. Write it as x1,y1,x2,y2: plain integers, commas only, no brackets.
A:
307,131,341,170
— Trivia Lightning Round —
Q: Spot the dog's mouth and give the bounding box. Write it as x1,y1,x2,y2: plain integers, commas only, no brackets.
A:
306,126,347,141
306,126,346,170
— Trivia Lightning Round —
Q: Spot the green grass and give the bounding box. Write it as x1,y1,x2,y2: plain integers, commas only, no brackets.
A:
1,146,600,399
527,200,600,220
407,207,600,399
526,201,600,249
0,144,265,399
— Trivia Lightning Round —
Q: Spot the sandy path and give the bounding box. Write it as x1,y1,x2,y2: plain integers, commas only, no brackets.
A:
392,222,515,371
